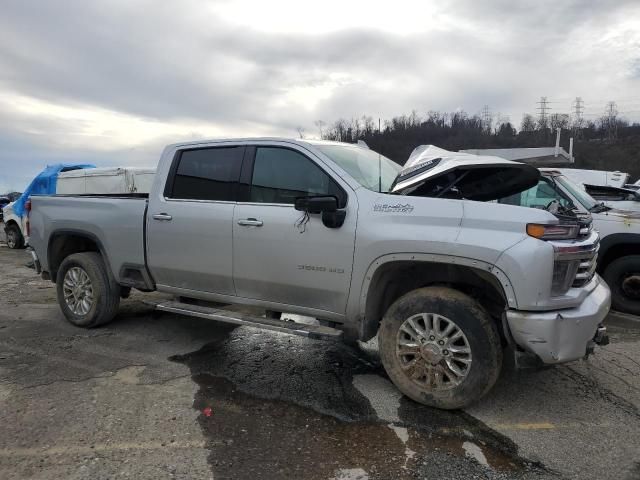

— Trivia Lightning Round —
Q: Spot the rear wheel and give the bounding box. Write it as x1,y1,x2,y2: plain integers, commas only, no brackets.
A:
378,286,502,410
5,224,24,249
56,252,120,327
603,255,640,315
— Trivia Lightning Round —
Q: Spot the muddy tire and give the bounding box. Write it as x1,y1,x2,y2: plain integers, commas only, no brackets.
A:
603,255,640,316
56,252,120,328
379,286,502,410
5,224,24,249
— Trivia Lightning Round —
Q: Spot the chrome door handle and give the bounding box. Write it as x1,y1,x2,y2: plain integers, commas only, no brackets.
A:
237,218,263,227
152,213,173,221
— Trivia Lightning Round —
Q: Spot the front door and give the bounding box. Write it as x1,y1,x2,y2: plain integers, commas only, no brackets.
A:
232,145,357,314
146,145,243,295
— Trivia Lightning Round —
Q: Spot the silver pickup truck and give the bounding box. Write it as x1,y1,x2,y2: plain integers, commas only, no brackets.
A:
28,140,610,409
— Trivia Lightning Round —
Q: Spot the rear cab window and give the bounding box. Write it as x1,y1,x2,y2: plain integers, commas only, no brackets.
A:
167,146,244,201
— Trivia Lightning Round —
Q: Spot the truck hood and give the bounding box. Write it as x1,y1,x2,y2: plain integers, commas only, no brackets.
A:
600,207,640,220
391,145,540,201
585,183,640,202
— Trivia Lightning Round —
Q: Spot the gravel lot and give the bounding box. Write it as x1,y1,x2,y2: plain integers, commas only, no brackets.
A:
1,228,639,479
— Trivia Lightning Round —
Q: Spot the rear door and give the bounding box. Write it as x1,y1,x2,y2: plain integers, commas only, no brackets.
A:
232,144,357,314
146,145,244,295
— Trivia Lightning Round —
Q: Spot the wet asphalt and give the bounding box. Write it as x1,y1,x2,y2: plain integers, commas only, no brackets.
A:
0,230,639,479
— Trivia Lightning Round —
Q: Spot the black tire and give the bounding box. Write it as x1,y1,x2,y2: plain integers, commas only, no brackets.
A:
378,286,502,410
603,255,640,315
5,224,24,249
56,252,120,328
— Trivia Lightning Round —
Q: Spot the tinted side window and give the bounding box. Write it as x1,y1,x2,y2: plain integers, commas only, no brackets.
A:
170,147,243,201
250,147,345,205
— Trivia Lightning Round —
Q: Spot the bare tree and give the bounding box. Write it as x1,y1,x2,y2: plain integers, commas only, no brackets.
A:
550,113,570,130
520,114,537,132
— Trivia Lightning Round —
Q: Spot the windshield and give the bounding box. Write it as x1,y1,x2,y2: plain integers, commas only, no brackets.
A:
499,177,575,210
555,175,598,211
315,144,401,193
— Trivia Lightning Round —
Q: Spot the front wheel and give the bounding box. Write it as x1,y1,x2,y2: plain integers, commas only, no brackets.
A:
378,286,502,410
56,252,120,328
5,224,24,249
603,255,640,315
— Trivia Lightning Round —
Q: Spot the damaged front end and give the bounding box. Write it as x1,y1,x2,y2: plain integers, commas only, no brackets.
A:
392,145,608,366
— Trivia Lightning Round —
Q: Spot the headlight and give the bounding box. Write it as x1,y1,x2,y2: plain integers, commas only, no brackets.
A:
526,223,579,240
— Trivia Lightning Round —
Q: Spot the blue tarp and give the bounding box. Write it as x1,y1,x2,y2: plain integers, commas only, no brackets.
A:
12,163,95,218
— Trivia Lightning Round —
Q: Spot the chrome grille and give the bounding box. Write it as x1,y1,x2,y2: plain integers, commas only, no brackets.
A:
572,249,598,288
550,231,599,296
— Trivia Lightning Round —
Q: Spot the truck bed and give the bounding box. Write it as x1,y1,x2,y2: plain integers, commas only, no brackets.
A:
29,195,149,284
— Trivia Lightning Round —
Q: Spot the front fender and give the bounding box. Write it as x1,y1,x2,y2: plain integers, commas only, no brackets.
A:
357,252,518,321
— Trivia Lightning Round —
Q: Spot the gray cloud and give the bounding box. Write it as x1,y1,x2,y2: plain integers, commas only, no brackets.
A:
1,0,639,192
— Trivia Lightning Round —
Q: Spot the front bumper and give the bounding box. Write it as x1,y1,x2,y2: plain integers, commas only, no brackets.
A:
506,275,611,364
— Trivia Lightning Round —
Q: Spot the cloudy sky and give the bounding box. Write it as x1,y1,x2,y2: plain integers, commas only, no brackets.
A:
1,0,639,193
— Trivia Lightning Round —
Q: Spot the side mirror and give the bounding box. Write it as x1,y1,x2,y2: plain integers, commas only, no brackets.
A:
294,195,338,214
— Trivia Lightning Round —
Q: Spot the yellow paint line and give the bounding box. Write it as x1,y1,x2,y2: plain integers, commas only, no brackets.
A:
0,439,210,457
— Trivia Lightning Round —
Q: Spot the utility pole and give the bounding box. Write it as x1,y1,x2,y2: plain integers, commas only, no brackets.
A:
604,101,618,142
536,96,550,131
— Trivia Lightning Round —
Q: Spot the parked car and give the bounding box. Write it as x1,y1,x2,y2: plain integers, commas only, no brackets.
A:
27,140,610,409
3,164,95,249
500,168,640,315
0,196,10,223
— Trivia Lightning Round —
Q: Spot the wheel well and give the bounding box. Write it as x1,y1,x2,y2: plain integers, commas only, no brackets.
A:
48,234,100,282
4,219,19,230
598,243,640,273
362,261,508,341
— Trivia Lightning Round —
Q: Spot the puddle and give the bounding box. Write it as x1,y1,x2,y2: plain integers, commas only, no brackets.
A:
171,333,546,479
179,373,530,479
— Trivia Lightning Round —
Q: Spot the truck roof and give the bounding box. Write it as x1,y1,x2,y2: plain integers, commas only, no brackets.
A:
165,137,349,150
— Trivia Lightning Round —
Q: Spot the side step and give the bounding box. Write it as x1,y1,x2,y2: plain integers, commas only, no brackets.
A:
146,300,344,341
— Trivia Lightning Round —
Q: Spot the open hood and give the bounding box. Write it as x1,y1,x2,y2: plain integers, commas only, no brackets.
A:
391,145,540,201
583,183,640,203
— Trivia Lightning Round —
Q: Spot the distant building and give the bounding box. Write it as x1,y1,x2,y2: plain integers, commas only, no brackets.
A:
459,147,573,166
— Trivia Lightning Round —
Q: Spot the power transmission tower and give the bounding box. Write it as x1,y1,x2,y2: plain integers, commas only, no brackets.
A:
604,101,618,142
571,97,584,139
481,105,492,133
536,97,550,130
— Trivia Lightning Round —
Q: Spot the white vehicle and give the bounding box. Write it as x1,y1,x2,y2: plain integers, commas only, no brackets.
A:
572,183,640,213
57,167,155,195
2,201,28,249
500,169,640,315
559,168,630,189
